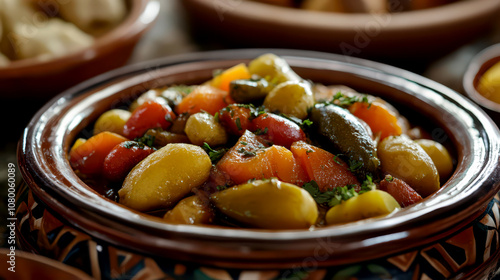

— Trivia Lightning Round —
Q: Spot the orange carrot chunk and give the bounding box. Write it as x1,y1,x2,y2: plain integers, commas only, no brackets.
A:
176,85,234,116
69,131,128,175
217,131,307,186
291,141,359,192
210,63,251,92
349,101,402,141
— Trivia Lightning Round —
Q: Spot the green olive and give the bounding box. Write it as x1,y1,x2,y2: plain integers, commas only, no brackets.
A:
326,190,400,225
378,135,440,197
211,179,318,229
415,139,453,180
184,112,228,146
93,109,131,136
310,103,380,179
263,81,315,119
248,53,301,85
229,78,271,103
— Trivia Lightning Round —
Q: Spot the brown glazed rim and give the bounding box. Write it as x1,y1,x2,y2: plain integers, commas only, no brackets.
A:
463,43,500,113
18,49,500,268
0,0,159,77
184,0,500,35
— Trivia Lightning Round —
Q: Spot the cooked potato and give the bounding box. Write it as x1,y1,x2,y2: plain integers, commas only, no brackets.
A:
248,53,301,85
263,81,315,119
211,179,318,229
93,109,131,136
118,144,212,211
163,195,214,225
184,112,228,146
415,139,453,180
378,135,440,197
326,190,400,225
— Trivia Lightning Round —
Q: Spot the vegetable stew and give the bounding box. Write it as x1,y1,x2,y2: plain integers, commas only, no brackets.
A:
69,54,454,229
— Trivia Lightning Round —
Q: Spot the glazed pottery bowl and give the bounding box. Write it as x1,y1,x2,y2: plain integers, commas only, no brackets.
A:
0,0,160,98
463,43,500,125
16,49,500,279
0,248,92,280
182,0,500,61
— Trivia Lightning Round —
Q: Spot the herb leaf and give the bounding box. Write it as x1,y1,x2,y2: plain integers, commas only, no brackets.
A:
134,134,155,148
359,175,376,194
202,142,228,163
302,181,358,207
329,92,372,108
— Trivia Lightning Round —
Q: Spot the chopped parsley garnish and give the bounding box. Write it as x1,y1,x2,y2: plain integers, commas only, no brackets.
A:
254,127,268,135
306,149,314,154
134,134,155,148
329,92,372,108
237,147,256,157
348,160,363,172
169,85,193,96
235,118,242,130
333,155,342,165
240,141,248,145
216,185,229,191
248,105,267,120
202,143,228,163
301,119,313,128
359,175,377,194
123,141,146,149
302,180,358,207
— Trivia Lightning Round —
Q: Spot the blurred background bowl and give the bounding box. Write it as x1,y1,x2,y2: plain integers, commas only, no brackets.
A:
182,0,500,63
463,43,500,124
0,0,160,99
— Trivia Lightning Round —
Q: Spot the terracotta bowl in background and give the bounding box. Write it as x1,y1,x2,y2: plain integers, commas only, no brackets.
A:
463,43,500,125
16,49,500,279
0,0,160,98
182,0,500,62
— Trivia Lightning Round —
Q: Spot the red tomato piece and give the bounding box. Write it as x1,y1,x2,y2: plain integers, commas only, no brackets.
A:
69,132,128,175
291,141,359,192
123,100,175,139
378,175,423,207
102,141,155,182
218,104,252,136
250,113,306,148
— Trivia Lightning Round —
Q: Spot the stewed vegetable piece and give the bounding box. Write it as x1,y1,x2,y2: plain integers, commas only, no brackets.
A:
69,53,454,229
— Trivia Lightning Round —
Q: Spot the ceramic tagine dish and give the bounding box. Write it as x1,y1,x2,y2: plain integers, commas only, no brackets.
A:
16,49,500,280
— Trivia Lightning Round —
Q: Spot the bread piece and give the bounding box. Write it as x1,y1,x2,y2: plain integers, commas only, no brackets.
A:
10,18,93,60
0,52,9,66
58,0,126,34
